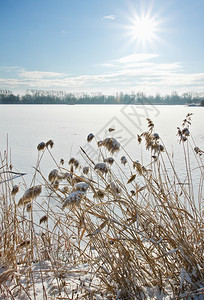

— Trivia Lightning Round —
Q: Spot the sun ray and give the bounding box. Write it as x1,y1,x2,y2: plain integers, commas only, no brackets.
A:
120,2,167,51
132,16,156,42
128,12,160,48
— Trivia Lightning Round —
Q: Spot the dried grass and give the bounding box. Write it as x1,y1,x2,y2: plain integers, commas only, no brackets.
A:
0,114,203,299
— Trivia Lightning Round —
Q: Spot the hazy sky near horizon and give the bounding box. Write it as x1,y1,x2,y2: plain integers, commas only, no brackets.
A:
0,0,204,95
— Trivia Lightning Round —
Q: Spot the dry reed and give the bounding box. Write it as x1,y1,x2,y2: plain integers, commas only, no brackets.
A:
0,114,203,299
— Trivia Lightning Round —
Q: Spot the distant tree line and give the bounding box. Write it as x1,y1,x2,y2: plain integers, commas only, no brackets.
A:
0,89,204,105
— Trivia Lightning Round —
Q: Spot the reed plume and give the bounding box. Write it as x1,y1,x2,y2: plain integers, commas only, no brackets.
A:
11,184,19,195
18,185,42,206
87,133,94,142
37,142,46,151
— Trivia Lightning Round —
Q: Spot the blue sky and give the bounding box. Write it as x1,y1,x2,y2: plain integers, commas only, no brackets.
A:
0,0,204,95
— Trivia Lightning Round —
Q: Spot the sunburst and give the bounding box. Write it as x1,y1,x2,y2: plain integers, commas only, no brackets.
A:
131,15,157,43
124,4,163,49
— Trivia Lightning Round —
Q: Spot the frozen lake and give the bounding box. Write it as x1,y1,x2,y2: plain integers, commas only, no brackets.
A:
0,104,203,185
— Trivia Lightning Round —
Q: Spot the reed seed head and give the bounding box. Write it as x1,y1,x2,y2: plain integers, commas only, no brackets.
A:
194,146,200,154
182,113,193,127
73,182,89,192
37,142,46,151
121,156,127,166
68,157,79,169
87,133,94,142
108,128,115,132
83,166,90,175
48,169,71,184
153,133,160,140
69,157,76,164
72,176,84,185
62,191,85,208
146,118,154,132
93,189,105,199
52,180,59,190
11,185,19,196
48,169,59,183
102,137,120,154
159,144,165,152
74,159,79,169
133,161,143,175
26,203,32,212
104,157,114,165
60,158,64,165
137,134,142,144
94,163,108,175
182,127,190,136
60,185,69,194
63,172,73,182
194,146,203,156
127,174,136,184
106,182,121,194
177,114,193,142
46,139,54,148
143,132,153,150
177,127,188,142
181,136,187,142
18,185,42,206
39,215,48,225
97,140,103,147
0,269,15,284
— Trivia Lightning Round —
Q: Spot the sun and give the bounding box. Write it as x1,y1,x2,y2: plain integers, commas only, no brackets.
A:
124,4,163,49
132,15,157,43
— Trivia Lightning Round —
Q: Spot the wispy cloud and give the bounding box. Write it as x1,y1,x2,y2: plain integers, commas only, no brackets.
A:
103,15,116,20
99,53,159,69
113,53,159,64
19,70,68,79
0,57,204,95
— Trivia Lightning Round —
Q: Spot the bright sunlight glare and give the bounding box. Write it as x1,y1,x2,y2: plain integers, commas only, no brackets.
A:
124,3,164,50
132,16,157,42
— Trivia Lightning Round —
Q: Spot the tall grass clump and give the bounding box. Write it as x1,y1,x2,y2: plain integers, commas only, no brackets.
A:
0,114,203,299
0,141,85,299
